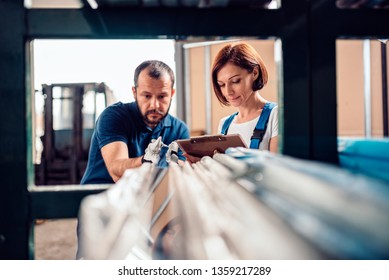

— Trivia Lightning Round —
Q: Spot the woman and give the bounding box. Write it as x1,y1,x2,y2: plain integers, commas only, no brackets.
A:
212,41,278,153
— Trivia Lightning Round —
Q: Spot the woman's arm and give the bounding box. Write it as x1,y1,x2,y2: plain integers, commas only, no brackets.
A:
269,136,278,153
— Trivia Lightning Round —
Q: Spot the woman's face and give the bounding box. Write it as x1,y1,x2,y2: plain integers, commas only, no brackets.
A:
217,62,258,107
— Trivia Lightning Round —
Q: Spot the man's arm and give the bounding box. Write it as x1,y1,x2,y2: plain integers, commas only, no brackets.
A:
101,141,143,182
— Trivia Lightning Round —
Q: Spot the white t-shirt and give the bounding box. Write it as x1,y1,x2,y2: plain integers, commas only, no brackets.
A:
217,106,278,151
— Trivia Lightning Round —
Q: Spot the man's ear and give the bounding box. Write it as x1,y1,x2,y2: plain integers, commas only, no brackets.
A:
132,86,136,99
171,88,176,97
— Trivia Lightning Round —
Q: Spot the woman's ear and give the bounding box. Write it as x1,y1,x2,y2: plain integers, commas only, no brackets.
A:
251,66,262,91
252,66,260,80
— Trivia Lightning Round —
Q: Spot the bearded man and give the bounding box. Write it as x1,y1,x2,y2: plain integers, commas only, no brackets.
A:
81,60,189,184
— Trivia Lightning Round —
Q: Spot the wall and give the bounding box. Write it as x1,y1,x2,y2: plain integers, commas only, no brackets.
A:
336,40,389,137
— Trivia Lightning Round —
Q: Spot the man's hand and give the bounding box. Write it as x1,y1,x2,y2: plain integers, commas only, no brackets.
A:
166,141,179,164
143,136,164,164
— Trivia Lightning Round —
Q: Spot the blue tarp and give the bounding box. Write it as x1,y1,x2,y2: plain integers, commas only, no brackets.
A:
338,137,389,183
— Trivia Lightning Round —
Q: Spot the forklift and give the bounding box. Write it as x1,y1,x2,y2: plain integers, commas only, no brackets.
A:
34,82,115,185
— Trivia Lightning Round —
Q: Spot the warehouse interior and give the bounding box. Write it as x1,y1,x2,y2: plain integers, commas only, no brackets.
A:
0,0,389,260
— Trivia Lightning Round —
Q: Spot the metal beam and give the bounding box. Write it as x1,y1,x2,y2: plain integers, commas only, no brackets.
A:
0,0,28,260
29,186,109,219
26,7,283,38
310,0,338,163
336,9,389,38
278,1,312,159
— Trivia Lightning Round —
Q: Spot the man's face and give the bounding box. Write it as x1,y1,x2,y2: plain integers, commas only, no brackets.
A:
133,69,175,128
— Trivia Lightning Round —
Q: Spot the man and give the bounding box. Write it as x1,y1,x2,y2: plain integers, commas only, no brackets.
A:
80,60,190,184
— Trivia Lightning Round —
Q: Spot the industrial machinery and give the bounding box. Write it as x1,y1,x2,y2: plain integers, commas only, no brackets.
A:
34,83,115,185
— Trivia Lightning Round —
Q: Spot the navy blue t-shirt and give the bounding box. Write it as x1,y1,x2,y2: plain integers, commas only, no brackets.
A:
80,101,190,184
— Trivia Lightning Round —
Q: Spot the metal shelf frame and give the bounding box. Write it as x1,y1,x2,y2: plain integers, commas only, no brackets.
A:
0,0,388,259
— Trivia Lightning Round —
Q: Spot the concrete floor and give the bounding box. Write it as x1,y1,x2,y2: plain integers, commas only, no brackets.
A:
34,218,78,260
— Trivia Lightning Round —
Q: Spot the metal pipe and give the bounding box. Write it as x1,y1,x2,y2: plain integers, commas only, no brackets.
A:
381,41,388,137
204,45,212,134
184,48,192,131
363,40,372,137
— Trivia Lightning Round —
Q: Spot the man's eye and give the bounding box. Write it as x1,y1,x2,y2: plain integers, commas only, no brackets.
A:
158,95,167,100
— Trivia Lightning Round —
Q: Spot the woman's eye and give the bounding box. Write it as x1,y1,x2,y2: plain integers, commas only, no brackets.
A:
232,79,240,84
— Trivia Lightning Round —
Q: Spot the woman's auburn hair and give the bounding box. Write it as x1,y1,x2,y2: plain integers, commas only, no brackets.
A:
211,41,268,106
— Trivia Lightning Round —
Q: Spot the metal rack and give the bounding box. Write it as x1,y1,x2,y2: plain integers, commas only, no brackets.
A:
0,0,388,259
77,150,389,260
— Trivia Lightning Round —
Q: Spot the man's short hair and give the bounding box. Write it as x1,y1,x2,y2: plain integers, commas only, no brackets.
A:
134,60,175,89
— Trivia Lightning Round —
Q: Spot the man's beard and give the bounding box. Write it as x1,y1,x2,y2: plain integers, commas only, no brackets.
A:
136,99,171,128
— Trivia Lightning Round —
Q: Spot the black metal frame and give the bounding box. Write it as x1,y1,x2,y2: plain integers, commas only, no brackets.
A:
0,0,388,259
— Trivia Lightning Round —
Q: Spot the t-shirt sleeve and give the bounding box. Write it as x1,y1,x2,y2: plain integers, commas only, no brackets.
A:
95,107,128,149
269,106,279,138
178,122,190,140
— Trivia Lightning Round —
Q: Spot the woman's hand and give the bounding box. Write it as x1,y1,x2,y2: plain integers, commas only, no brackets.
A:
183,153,201,164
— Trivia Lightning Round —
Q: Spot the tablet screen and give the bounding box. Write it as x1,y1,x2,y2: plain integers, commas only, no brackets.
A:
177,134,247,158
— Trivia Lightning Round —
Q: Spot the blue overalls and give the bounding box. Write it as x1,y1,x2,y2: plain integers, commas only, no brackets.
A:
221,102,277,149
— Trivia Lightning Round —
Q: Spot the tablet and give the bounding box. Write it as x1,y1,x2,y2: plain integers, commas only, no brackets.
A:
177,134,247,158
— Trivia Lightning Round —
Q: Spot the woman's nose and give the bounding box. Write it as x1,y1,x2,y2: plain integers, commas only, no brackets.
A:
226,84,234,95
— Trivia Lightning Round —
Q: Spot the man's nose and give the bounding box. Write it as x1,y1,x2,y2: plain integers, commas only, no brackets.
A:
149,96,160,109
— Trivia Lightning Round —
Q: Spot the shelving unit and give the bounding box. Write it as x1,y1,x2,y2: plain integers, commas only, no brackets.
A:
0,0,388,259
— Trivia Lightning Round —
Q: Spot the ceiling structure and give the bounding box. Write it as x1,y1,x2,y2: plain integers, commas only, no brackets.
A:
25,0,279,9
25,0,389,10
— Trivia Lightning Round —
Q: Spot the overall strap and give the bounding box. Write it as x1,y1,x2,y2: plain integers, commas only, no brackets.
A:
250,102,277,149
221,112,239,135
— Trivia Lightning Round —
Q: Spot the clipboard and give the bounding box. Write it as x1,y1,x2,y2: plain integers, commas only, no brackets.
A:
176,134,247,158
